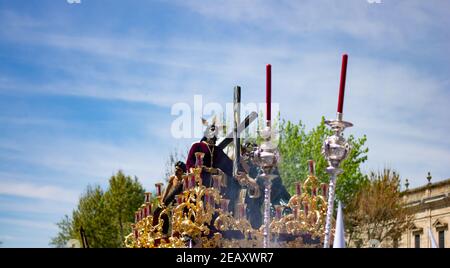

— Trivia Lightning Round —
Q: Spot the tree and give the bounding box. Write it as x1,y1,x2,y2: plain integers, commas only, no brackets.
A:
103,171,145,247
278,117,369,205
72,185,118,248
50,170,145,248
50,215,74,248
345,169,413,247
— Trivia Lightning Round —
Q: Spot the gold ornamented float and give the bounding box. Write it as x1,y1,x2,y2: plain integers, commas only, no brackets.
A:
125,157,330,248
125,54,352,248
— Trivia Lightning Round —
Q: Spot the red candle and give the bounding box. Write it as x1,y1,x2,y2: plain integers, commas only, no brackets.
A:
295,182,302,196
144,192,151,203
303,202,309,216
310,213,317,225
236,203,242,219
155,183,163,196
321,183,328,197
183,176,189,191
176,194,183,205
266,64,272,122
189,174,196,189
204,192,210,207
212,175,221,192
220,199,230,212
146,206,150,217
308,160,315,175
136,210,141,222
240,204,246,219
275,206,282,220
337,54,348,114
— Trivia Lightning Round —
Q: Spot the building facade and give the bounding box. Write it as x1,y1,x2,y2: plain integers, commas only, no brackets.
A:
398,174,450,248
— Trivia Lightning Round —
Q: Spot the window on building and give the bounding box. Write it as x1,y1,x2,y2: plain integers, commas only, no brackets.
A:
438,231,445,248
414,234,420,248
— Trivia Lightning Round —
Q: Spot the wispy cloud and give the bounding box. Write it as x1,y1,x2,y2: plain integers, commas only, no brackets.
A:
177,0,450,49
0,217,57,231
0,137,167,187
0,196,73,216
0,181,78,203
0,234,16,241
0,9,448,188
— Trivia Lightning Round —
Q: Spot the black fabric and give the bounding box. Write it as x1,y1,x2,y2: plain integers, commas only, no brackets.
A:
245,167,291,229
152,207,169,234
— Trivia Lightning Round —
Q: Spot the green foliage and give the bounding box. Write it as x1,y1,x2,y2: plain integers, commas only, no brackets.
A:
72,185,117,248
50,170,145,248
50,214,74,248
103,171,145,247
336,134,369,205
278,117,369,205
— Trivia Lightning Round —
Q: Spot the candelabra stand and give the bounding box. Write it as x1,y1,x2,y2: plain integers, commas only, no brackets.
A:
321,112,352,248
253,122,279,248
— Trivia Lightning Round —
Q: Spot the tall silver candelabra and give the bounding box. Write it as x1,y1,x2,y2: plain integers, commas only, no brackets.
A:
322,112,352,248
253,123,279,248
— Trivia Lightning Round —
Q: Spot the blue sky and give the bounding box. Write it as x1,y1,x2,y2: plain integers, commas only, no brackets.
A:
0,0,449,247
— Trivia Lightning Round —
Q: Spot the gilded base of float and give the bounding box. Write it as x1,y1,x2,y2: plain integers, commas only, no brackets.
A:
125,167,331,248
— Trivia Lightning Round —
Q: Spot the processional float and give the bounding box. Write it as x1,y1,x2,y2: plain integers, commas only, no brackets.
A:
125,54,353,248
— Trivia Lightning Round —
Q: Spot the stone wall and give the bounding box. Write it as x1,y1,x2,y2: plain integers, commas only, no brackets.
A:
398,178,450,248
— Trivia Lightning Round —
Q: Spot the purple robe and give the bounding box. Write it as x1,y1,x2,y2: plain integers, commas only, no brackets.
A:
186,141,239,210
